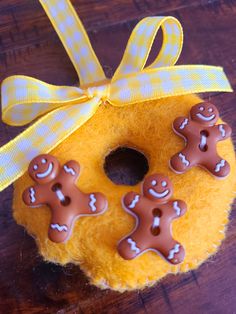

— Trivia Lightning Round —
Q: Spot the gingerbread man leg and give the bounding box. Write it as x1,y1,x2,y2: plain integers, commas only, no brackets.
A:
157,239,185,265
48,210,75,243
118,230,148,260
202,156,230,178
170,147,198,173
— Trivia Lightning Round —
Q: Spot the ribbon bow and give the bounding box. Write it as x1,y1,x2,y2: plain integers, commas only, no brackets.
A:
0,0,232,192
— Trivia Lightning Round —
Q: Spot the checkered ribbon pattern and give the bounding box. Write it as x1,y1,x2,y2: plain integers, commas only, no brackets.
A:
0,0,232,191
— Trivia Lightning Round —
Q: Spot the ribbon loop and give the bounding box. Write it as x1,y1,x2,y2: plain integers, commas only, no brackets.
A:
2,75,86,126
113,16,183,79
110,65,232,106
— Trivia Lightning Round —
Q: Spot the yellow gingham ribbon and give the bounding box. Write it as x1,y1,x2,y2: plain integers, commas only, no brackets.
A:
0,0,232,192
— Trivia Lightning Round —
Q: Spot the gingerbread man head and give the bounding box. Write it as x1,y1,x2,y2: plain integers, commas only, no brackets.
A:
190,102,219,126
142,174,173,204
29,154,60,184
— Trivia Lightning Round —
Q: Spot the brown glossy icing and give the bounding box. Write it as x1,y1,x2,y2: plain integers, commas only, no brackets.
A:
170,102,232,178
118,174,187,265
23,154,108,243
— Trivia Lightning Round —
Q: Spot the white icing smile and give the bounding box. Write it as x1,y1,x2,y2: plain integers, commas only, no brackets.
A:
36,163,53,179
196,113,215,121
148,188,169,199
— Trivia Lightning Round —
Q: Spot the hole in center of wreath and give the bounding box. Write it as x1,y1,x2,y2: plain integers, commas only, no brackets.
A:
104,147,149,186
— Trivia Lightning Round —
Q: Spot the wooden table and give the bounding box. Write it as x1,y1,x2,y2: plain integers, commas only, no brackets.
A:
0,1,236,313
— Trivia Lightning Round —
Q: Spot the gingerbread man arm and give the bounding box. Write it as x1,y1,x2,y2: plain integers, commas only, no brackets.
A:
173,116,191,136
212,123,232,141
22,185,46,207
48,210,74,243
163,200,187,219
60,160,80,183
123,191,147,215
82,192,108,215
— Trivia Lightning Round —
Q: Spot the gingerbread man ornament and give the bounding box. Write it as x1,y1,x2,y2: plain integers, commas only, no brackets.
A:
118,174,187,265
23,154,108,243
170,102,232,178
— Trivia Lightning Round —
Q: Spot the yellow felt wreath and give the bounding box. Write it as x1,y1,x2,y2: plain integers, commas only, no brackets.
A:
13,94,236,291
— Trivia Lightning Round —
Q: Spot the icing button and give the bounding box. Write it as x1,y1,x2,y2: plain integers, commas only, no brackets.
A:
118,174,187,264
170,102,232,178
22,154,108,243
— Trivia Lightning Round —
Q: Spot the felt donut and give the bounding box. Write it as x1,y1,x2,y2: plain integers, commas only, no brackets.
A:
13,94,236,291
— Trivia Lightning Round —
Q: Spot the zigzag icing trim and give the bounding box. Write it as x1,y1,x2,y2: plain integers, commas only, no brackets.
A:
179,118,188,129
215,159,226,173
168,243,180,260
50,224,68,232
173,201,181,216
29,187,36,203
89,194,97,212
64,165,76,176
179,153,190,166
128,195,140,209
219,125,226,137
127,238,140,254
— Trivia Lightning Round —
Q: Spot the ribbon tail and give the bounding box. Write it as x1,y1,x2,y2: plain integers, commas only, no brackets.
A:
110,65,233,106
0,98,100,192
39,0,106,86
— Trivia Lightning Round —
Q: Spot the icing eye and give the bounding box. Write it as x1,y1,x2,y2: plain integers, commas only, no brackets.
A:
151,180,157,186
42,158,47,164
208,108,213,113
33,165,38,171
199,106,204,111
161,181,167,187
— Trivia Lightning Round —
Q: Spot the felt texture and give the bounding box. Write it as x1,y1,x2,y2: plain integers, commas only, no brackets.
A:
13,94,236,292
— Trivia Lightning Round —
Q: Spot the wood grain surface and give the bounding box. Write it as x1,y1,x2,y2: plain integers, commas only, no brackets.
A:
0,1,236,313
